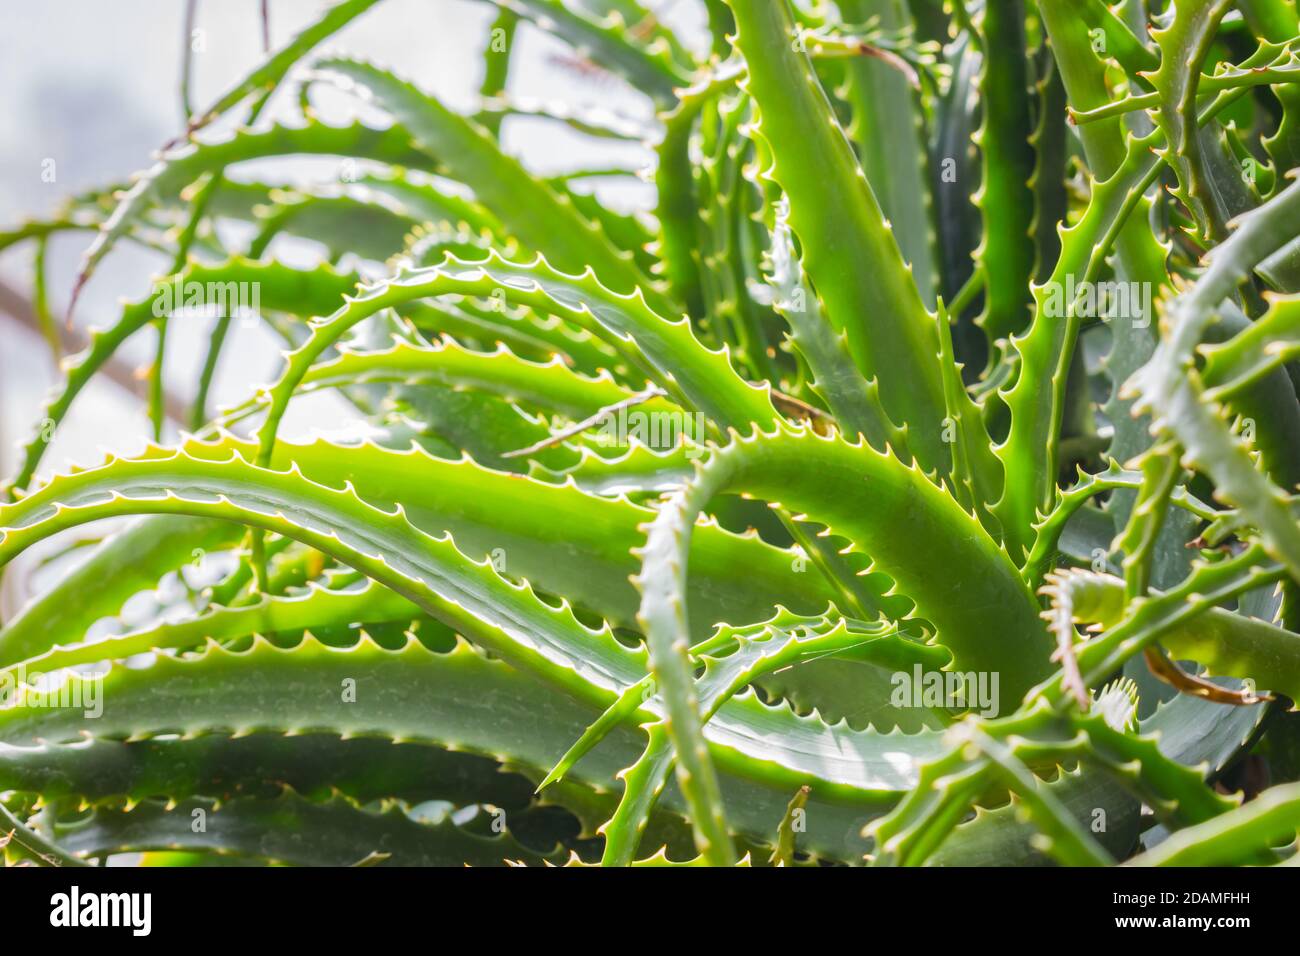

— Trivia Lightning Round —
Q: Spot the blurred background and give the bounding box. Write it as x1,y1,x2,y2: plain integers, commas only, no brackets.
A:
0,0,691,486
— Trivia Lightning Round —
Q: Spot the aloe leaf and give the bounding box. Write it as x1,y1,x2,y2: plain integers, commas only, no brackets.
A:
836,0,939,307
0,516,237,668
398,299,619,376
947,692,1264,866
1062,710,1240,830
64,0,384,315
1072,0,1160,79
597,724,677,864
190,0,382,131
598,613,928,863
479,95,653,143
932,33,983,328
0,453,692,711
724,0,950,474
1079,62,1300,127
866,742,990,865
246,192,420,262
191,313,233,431
966,727,1114,866
652,73,723,322
996,1,1178,561
1030,52,1068,280
0,453,954,828
5,258,360,495
53,439,832,655
690,91,748,355
0,629,942,861
756,651,951,734
229,167,523,263
346,170,509,235
870,685,1142,866
1039,0,1172,451
485,0,691,103
971,0,1037,344
1128,181,1300,582
311,58,663,310
65,435,842,645
632,464,740,863
698,92,781,382
1115,448,1183,601
0,802,89,868
1125,780,1300,866
294,339,682,421
769,784,811,866
0,213,110,257
637,424,1051,719
528,441,696,495
929,765,1140,867
1147,0,1237,243
1142,690,1270,775
0,734,537,811
1201,294,1300,401
991,139,1168,560
871,690,1240,866
0,578,414,680
934,300,1003,527
1243,1,1300,188
392,384,591,474
555,182,661,279
252,256,777,474
1038,568,1300,702
477,8,518,138
29,236,60,359
765,201,894,448
1023,463,1219,588
43,790,562,867
560,846,747,867
64,119,432,313
1034,546,1286,708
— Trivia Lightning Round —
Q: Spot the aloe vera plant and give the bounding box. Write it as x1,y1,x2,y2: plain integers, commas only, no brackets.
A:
5,0,1300,868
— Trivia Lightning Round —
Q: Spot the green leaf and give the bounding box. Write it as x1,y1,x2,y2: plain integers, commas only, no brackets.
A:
0,451,958,853
971,0,1037,343
1128,181,1300,582
1126,780,1300,865
0,733,537,811
191,0,383,128
835,0,939,307
311,58,665,311
64,120,432,313
485,0,691,103
0,516,238,668
1147,0,1237,243
725,0,950,474
1039,568,1300,702
43,790,562,867
635,424,1051,721
5,257,360,495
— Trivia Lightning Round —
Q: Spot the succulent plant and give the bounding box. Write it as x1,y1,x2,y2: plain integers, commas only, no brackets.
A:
4,0,1300,867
